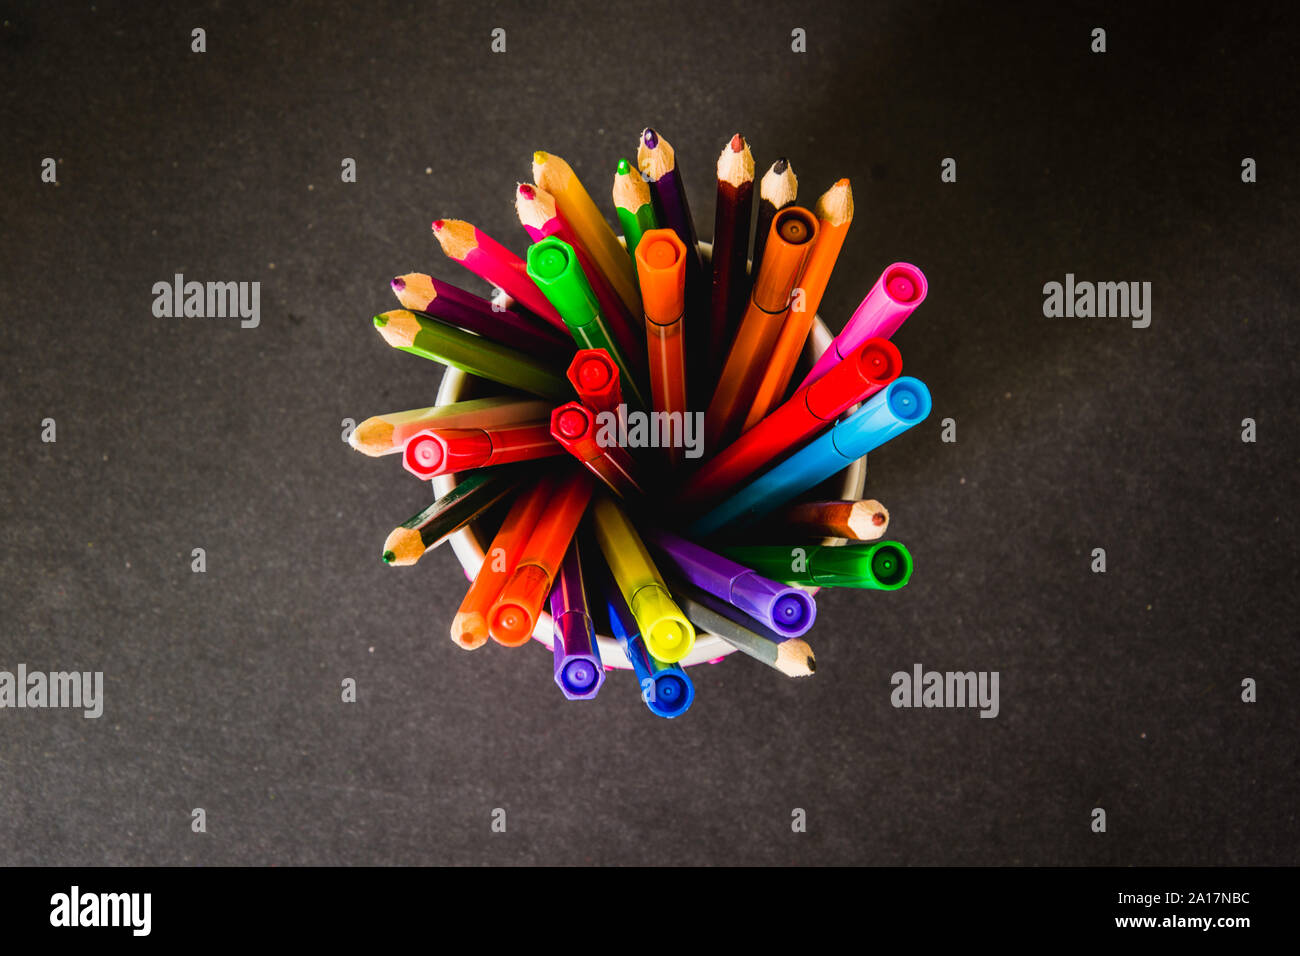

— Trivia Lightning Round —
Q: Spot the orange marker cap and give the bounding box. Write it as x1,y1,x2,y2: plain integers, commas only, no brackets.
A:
751,206,819,313
634,228,687,327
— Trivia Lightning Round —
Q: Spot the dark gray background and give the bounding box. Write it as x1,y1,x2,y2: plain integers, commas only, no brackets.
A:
2,0,1297,865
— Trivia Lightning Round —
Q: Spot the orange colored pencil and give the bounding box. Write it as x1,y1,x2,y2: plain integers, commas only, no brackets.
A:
431,218,567,333
450,474,558,649
705,206,819,449
634,228,688,464
487,469,593,647
742,179,854,430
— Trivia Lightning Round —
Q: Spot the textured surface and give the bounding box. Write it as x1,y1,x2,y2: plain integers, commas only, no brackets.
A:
1,0,1297,865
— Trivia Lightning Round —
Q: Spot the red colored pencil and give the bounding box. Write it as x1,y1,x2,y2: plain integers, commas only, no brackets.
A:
431,218,567,333
709,134,755,382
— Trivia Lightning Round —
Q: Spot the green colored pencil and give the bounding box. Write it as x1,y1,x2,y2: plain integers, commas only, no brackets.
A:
381,466,523,566
718,542,913,589
525,237,648,411
612,158,659,259
372,309,571,402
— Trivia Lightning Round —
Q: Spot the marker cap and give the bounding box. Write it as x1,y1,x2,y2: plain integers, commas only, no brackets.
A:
402,428,491,478
566,348,620,412
732,575,817,637
630,586,696,663
526,237,601,330
830,376,932,460
489,563,549,646
634,228,687,326
804,338,902,421
813,541,913,589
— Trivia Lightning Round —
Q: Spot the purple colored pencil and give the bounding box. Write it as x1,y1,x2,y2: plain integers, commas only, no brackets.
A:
549,539,604,700
390,272,572,362
643,528,816,638
637,128,707,394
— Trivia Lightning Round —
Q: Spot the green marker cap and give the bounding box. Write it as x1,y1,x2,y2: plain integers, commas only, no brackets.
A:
813,541,913,589
525,237,601,330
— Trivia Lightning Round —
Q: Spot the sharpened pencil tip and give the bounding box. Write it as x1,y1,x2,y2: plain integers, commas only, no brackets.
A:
773,157,789,173
518,182,534,199
616,158,632,175
390,276,405,291
431,219,444,231
642,128,658,149
730,133,743,152
372,313,389,328
381,550,396,564
533,150,548,165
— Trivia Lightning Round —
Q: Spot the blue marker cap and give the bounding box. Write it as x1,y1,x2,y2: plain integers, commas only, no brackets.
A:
690,377,931,535
606,586,694,719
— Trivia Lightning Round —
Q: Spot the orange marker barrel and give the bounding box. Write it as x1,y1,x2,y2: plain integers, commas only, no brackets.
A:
634,229,688,464
705,206,819,449
487,470,594,647
451,474,558,650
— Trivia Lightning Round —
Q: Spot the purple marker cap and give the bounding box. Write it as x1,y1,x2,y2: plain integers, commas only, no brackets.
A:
549,542,604,701
644,528,817,638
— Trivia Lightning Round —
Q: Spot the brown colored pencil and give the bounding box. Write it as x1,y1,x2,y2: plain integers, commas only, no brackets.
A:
776,499,890,540
709,134,755,382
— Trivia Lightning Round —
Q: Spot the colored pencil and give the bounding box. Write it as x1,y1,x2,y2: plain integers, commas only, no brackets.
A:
742,178,854,430
451,474,557,649
515,182,642,359
751,158,798,283
691,377,931,535
550,402,644,499
349,396,552,458
431,218,568,332
709,134,755,380
549,539,605,700
634,228,689,463
525,237,648,411
380,466,521,567
720,541,913,590
799,262,928,389
604,574,694,718
637,128,707,392
664,573,816,678
401,422,560,480
533,150,642,318
389,272,571,360
683,338,899,507
488,469,594,646
590,495,695,664
705,206,819,449
774,499,891,541
565,349,622,415
371,309,572,402
612,158,658,259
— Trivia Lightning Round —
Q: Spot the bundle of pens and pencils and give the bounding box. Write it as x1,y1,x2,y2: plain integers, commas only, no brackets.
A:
350,129,931,717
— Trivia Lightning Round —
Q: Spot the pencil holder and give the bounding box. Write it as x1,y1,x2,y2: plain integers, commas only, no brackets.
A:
434,242,867,669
